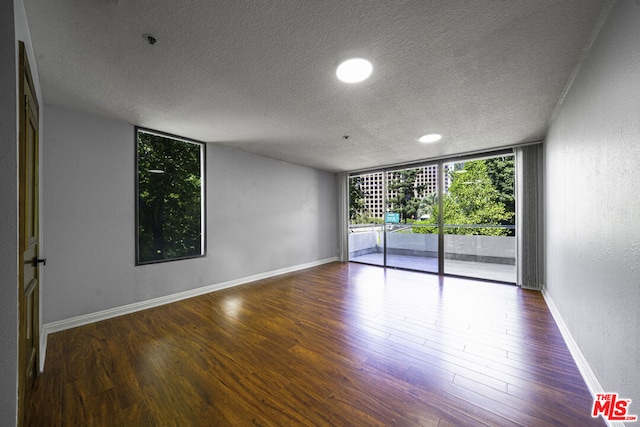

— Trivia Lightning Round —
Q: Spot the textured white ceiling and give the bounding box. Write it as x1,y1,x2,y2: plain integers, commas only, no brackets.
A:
24,0,609,172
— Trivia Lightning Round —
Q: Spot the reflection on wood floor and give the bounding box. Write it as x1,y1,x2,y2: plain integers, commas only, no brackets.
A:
27,262,603,426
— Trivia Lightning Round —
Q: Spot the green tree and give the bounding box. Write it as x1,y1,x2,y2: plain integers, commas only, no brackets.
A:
417,160,512,235
349,176,366,222
443,160,512,235
485,156,515,225
387,169,427,223
412,192,439,234
137,131,203,263
417,191,438,221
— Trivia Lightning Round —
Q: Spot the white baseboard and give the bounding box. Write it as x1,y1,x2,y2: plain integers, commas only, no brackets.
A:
42,257,338,338
39,327,47,372
542,290,626,427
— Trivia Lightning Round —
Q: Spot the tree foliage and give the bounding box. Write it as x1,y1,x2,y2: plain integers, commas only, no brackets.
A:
349,176,366,222
438,160,512,235
485,156,515,225
387,169,427,223
417,191,438,221
137,131,203,263
347,157,515,235
415,159,514,235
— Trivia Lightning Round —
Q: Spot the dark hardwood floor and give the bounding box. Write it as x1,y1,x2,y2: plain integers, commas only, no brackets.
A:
27,262,604,426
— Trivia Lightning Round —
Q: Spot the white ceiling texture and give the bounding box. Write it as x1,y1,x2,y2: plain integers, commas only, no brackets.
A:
24,0,610,172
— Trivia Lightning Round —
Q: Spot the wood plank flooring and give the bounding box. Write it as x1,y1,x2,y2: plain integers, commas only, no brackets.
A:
27,262,604,426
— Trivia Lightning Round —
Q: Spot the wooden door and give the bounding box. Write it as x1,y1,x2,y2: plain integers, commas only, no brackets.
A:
18,41,41,427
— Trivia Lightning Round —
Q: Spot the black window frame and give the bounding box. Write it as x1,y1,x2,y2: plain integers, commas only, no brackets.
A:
135,127,206,265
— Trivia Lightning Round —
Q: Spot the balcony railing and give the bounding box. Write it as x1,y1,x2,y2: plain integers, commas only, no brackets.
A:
348,223,516,283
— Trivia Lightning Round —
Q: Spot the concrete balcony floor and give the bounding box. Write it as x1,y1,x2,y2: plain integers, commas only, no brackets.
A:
349,253,516,283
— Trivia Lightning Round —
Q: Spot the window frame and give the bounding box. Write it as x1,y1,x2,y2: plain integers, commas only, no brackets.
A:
135,127,206,265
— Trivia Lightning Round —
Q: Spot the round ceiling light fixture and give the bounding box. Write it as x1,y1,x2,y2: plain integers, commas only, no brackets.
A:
419,133,442,143
336,58,373,83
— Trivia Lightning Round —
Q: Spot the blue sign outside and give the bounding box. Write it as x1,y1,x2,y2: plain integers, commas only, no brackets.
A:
385,212,400,223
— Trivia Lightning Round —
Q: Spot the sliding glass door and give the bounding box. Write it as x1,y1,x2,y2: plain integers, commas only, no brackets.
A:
442,156,516,282
348,173,384,266
384,166,439,273
348,152,516,283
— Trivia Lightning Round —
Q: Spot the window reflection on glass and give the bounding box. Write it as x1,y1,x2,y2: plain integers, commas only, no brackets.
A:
136,128,205,264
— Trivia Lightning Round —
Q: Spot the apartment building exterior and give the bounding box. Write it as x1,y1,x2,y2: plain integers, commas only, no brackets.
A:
354,165,452,219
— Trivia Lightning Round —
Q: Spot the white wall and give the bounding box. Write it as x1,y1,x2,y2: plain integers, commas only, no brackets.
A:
0,2,18,424
545,0,639,406
43,105,338,323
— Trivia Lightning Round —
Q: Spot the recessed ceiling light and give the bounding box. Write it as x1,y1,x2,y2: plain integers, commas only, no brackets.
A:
419,133,442,143
336,58,373,83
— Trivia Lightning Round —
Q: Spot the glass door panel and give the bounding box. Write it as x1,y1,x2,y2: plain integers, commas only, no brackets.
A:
348,173,385,266
442,157,516,282
384,166,439,273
